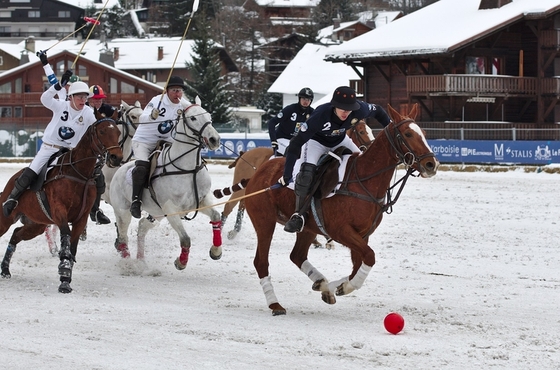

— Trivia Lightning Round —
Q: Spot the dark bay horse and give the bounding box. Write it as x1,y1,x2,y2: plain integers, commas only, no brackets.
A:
243,104,439,315
0,118,123,293
220,120,373,248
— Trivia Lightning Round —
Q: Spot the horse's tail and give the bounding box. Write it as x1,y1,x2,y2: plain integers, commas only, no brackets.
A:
227,150,246,169
213,179,249,199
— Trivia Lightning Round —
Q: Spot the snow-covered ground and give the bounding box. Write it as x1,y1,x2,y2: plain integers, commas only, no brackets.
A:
0,162,558,369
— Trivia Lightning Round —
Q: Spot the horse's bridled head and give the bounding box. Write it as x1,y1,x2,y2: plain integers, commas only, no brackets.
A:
402,122,439,178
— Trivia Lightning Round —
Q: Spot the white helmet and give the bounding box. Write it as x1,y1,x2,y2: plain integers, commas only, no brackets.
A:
68,81,91,97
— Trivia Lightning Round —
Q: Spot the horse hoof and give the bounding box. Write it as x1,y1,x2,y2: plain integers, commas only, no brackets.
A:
312,279,325,292
1,270,11,279
79,229,87,241
325,242,335,250
58,282,72,293
174,258,186,270
227,230,237,240
321,291,336,305
270,303,286,316
209,246,222,260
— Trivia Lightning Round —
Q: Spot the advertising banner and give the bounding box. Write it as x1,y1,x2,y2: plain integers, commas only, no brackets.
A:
204,135,560,165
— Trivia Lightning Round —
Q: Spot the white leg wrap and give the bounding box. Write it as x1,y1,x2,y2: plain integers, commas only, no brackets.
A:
349,263,372,290
259,276,278,307
300,260,326,283
328,277,349,293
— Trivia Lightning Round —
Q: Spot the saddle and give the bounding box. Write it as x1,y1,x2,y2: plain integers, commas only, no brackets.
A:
31,148,70,191
311,146,352,199
147,140,172,187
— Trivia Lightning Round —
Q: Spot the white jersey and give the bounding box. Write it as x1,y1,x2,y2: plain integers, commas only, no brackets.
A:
40,84,97,148
133,94,191,144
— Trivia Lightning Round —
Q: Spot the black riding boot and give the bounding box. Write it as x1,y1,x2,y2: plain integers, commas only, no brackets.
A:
130,160,150,219
90,166,111,224
284,163,316,233
90,193,111,224
2,167,38,217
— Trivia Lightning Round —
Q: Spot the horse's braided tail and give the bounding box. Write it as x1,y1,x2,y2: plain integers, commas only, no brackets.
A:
213,179,249,199
227,151,246,169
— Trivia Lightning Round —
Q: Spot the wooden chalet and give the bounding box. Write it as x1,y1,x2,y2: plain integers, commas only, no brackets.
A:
324,0,560,140
0,49,163,130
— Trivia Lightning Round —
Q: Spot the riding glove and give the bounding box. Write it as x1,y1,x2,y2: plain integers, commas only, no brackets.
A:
60,70,73,87
37,50,49,66
150,108,160,120
277,176,290,187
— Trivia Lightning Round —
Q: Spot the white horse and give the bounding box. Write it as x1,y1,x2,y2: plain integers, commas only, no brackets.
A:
45,100,143,254
102,100,142,206
109,100,222,269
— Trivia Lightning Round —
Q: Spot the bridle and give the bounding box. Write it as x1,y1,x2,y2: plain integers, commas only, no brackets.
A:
384,118,436,168
347,121,372,151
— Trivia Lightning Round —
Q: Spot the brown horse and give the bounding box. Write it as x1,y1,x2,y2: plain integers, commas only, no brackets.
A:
0,118,123,293
220,120,373,248
243,104,439,315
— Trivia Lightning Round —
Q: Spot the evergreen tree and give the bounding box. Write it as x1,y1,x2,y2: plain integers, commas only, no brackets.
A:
255,91,282,130
312,0,357,29
184,23,232,126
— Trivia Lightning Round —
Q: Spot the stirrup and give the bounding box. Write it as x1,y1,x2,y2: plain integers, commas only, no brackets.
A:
2,198,18,217
284,213,304,233
130,200,142,219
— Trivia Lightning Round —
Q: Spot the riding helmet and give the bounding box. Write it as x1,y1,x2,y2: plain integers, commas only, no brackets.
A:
89,85,107,99
68,75,81,84
330,86,360,111
68,81,91,97
167,76,186,90
297,87,314,101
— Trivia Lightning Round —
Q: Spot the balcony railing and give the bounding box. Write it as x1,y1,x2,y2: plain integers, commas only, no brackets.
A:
407,74,539,97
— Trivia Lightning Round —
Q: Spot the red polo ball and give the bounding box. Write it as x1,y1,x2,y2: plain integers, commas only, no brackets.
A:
384,312,405,334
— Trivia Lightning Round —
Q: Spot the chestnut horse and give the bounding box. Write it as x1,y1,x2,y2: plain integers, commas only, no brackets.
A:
0,118,123,293
220,120,373,247
45,100,142,252
243,104,439,315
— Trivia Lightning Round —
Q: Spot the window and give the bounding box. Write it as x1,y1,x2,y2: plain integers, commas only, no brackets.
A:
121,81,135,94
0,82,11,94
28,11,40,18
0,107,12,118
0,56,3,66
58,11,70,18
466,57,485,74
0,12,11,18
14,107,22,118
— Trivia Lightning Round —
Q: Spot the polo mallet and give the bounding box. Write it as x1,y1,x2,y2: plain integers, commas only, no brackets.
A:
42,17,101,53
71,0,111,69
156,0,200,110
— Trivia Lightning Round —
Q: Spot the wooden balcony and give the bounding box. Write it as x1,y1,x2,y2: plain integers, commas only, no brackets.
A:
407,74,539,97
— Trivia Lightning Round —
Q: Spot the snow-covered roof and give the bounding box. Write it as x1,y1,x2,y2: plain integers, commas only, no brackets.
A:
11,37,207,71
325,0,560,62
267,43,362,100
57,0,121,9
0,48,162,92
253,0,320,7
317,11,400,45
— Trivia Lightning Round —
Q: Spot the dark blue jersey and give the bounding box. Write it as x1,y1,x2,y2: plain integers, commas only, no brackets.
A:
267,103,314,142
283,101,391,180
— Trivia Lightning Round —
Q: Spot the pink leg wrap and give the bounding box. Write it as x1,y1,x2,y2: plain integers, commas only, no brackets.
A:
210,220,222,247
116,243,130,258
179,246,190,266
